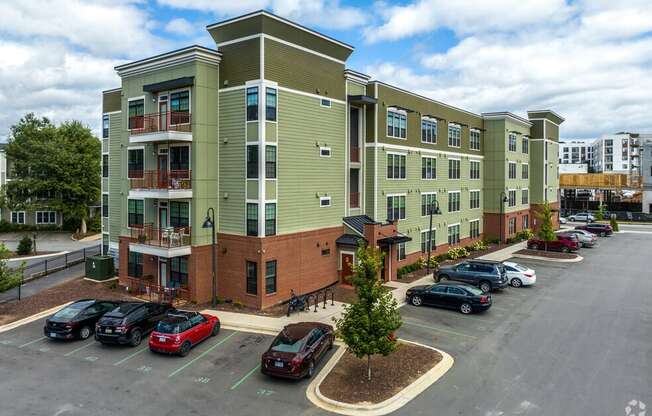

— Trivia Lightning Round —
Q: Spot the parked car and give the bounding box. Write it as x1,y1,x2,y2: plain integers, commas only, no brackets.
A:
561,229,598,247
502,261,536,287
261,322,334,379
406,282,492,314
149,311,220,356
44,299,123,340
95,302,175,347
575,223,613,237
568,212,595,222
527,234,580,252
435,260,508,293
559,216,567,224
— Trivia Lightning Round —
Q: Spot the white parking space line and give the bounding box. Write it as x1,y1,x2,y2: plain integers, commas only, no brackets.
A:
168,331,238,378
113,344,150,366
18,336,46,348
402,320,478,339
63,341,96,357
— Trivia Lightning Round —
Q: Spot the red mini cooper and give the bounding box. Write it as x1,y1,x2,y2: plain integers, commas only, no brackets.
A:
148,311,220,356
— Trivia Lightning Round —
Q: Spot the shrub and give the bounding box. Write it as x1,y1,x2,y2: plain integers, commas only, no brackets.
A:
435,254,447,263
16,235,33,255
472,240,488,251
415,257,426,270
87,215,101,233
447,247,468,260
447,247,460,260
233,299,244,309
427,256,439,269
484,237,500,245
516,229,534,241
610,216,619,232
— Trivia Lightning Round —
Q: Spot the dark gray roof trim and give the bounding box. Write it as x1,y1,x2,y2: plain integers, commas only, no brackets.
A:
348,95,377,106
343,215,378,235
335,234,366,246
143,77,194,93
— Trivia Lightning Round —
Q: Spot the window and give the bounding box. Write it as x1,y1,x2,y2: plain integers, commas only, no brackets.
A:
170,146,189,171
508,217,516,235
448,224,460,245
522,189,529,205
102,234,109,256
319,147,331,157
11,211,25,224
265,88,277,121
320,197,331,207
246,261,257,295
128,251,143,278
421,118,437,143
387,110,407,139
448,124,461,147
320,98,331,108
246,203,258,236
508,162,517,179
128,199,143,227
128,99,144,129
170,201,189,228
522,215,529,230
246,87,258,121
128,148,144,178
448,159,460,179
470,220,480,239
421,193,437,217
265,146,276,179
421,229,436,253
448,191,461,213
36,211,56,224
470,190,480,209
246,145,258,179
102,154,109,178
522,137,529,154
265,260,277,294
421,157,436,179
387,154,406,179
545,143,549,160
470,129,480,150
387,195,406,221
397,243,406,261
265,203,276,236
508,133,517,152
522,164,529,179
170,90,190,124
170,257,188,286
508,190,516,207
102,115,109,138
102,194,108,218
470,160,480,179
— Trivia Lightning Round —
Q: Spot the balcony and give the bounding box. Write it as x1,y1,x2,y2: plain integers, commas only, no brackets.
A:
124,276,190,304
129,111,192,143
129,224,191,258
350,192,360,209
129,170,192,199
350,147,360,163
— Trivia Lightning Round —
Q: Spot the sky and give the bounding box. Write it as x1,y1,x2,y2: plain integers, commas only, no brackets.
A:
0,0,651,141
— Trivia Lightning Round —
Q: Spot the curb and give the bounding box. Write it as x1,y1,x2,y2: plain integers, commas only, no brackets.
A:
83,276,119,284
512,253,583,263
306,339,454,416
0,301,73,334
6,251,68,262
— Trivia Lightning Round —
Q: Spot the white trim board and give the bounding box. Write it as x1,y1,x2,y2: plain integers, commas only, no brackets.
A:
365,142,485,159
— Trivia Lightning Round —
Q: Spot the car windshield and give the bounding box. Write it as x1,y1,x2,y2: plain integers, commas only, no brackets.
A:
465,286,484,296
52,302,91,319
513,264,529,271
156,320,183,334
270,330,305,353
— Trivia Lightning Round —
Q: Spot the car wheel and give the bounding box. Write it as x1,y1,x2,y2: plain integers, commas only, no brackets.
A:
306,361,315,379
211,321,220,337
561,246,569,253
79,325,92,340
438,275,449,282
479,281,491,293
530,243,539,250
460,303,473,314
411,295,423,306
569,217,575,222
511,278,522,288
179,341,191,357
328,336,334,350
129,329,142,347
600,232,606,237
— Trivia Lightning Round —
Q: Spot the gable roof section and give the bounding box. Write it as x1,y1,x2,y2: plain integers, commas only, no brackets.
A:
343,215,378,235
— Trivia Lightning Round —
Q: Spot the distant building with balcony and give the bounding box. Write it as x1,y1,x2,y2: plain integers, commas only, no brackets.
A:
559,139,594,169
591,133,641,176
640,135,652,213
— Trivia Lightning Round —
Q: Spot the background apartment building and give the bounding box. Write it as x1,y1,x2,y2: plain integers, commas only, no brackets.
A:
101,10,563,309
591,133,641,176
559,139,593,173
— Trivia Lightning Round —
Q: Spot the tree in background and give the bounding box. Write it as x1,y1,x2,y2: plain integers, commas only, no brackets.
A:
0,244,24,293
536,202,557,251
4,114,100,233
609,214,619,232
334,243,402,381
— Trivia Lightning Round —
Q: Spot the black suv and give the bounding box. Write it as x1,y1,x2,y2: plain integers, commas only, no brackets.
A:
435,260,508,292
95,302,175,347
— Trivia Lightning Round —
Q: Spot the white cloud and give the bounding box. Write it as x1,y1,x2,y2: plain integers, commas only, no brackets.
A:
165,18,198,36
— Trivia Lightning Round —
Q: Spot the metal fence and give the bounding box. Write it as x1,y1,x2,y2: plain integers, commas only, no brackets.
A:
561,209,652,222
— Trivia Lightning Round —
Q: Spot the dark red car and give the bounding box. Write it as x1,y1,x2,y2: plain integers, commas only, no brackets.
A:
575,223,613,237
149,311,220,356
261,322,334,379
527,234,580,252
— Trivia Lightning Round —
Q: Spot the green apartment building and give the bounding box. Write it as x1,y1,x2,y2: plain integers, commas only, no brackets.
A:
101,10,563,309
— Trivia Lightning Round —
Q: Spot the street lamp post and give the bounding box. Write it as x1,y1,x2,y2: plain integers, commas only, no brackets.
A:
499,191,508,247
426,199,441,275
202,207,217,308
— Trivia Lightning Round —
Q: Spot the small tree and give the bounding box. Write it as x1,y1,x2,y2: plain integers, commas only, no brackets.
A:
610,215,619,232
16,235,33,256
0,244,25,292
334,243,402,381
536,202,556,251
595,204,605,221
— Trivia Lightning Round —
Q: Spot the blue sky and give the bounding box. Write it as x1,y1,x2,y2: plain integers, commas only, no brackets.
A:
0,0,651,140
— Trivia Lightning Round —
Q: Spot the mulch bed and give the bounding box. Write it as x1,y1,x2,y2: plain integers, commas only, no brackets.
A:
320,342,442,404
185,301,288,317
515,249,578,259
397,268,430,283
332,283,396,305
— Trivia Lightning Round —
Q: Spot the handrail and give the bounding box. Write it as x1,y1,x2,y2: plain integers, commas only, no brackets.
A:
124,276,190,303
130,169,192,190
129,111,191,135
131,223,191,248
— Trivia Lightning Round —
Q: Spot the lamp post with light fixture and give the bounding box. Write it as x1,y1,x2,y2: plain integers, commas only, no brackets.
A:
499,191,508,247
202,207,217,307
426,199,441,275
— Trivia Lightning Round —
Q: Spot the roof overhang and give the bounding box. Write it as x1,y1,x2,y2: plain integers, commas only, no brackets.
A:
115,46,221,78
377,234,412,245
527,109,565,125
348,95,377,106
482,112,533,128
143,77,194,93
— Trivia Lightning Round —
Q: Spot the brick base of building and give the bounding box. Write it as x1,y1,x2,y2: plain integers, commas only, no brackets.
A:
396,234,485,269
484,208,532,242
530,201,561,231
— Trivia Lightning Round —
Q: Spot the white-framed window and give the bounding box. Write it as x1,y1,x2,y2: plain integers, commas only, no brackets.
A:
421,229,436,253
319,196,331,207
522,136,529,154
447,224,460,245
421,118,437,144
522,215,529,229
421,157,436,179
448,124,461,147
387,109,407,139
102,115,109,139
469,219,480,239
508,217,517,236
522,163,529,179
522,189,529,205
397,242,406,261
448,191,461,213
470,190,480,209
448,159,461,179
387,153,406,179
11,211,26,224
320,98,331,108
36,211,57,225
470,160,480,179
387,194,406,221
319,147,331,158
421,192,438,217
470,129,481,150
508,133,517,152
508,190,517,207
266,88,277,121
508,162,517,179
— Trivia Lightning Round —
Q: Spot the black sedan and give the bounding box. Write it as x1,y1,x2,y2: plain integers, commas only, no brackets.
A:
44,299,123,340
406,283,492,314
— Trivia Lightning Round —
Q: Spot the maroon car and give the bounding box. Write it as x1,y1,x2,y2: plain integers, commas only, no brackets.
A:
575,223,613,237
527,234,580,252
261,322,334,379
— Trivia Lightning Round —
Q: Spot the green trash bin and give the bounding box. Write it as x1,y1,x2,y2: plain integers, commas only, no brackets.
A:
85,255,115,281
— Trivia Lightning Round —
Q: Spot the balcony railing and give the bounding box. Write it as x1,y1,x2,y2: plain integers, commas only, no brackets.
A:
124,276,190,303
350,147,360,163
131,223,191,248
130,169,191,190
350,192,360,208
129,111,191,136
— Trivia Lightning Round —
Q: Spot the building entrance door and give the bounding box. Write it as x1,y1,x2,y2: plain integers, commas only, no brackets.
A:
341,253,354,284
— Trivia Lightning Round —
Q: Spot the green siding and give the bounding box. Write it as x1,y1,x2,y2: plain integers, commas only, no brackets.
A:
108,112,123,243
265,122,277,142
102,90,121,113
364,147,376,218
219,38,260,88
347,81,366,96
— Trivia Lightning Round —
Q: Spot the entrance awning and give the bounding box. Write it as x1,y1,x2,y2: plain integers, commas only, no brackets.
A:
347,95,378,106
143,77,194,93
336,234,366,246
377,234,412,245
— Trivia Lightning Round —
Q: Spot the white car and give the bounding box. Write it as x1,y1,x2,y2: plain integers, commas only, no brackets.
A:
502,261,536,287
568,212,595,222
559,216,567,224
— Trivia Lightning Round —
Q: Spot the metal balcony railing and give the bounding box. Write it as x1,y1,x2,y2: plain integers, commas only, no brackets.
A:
130,169,191,190
129,111,191,135
131,223,191,248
